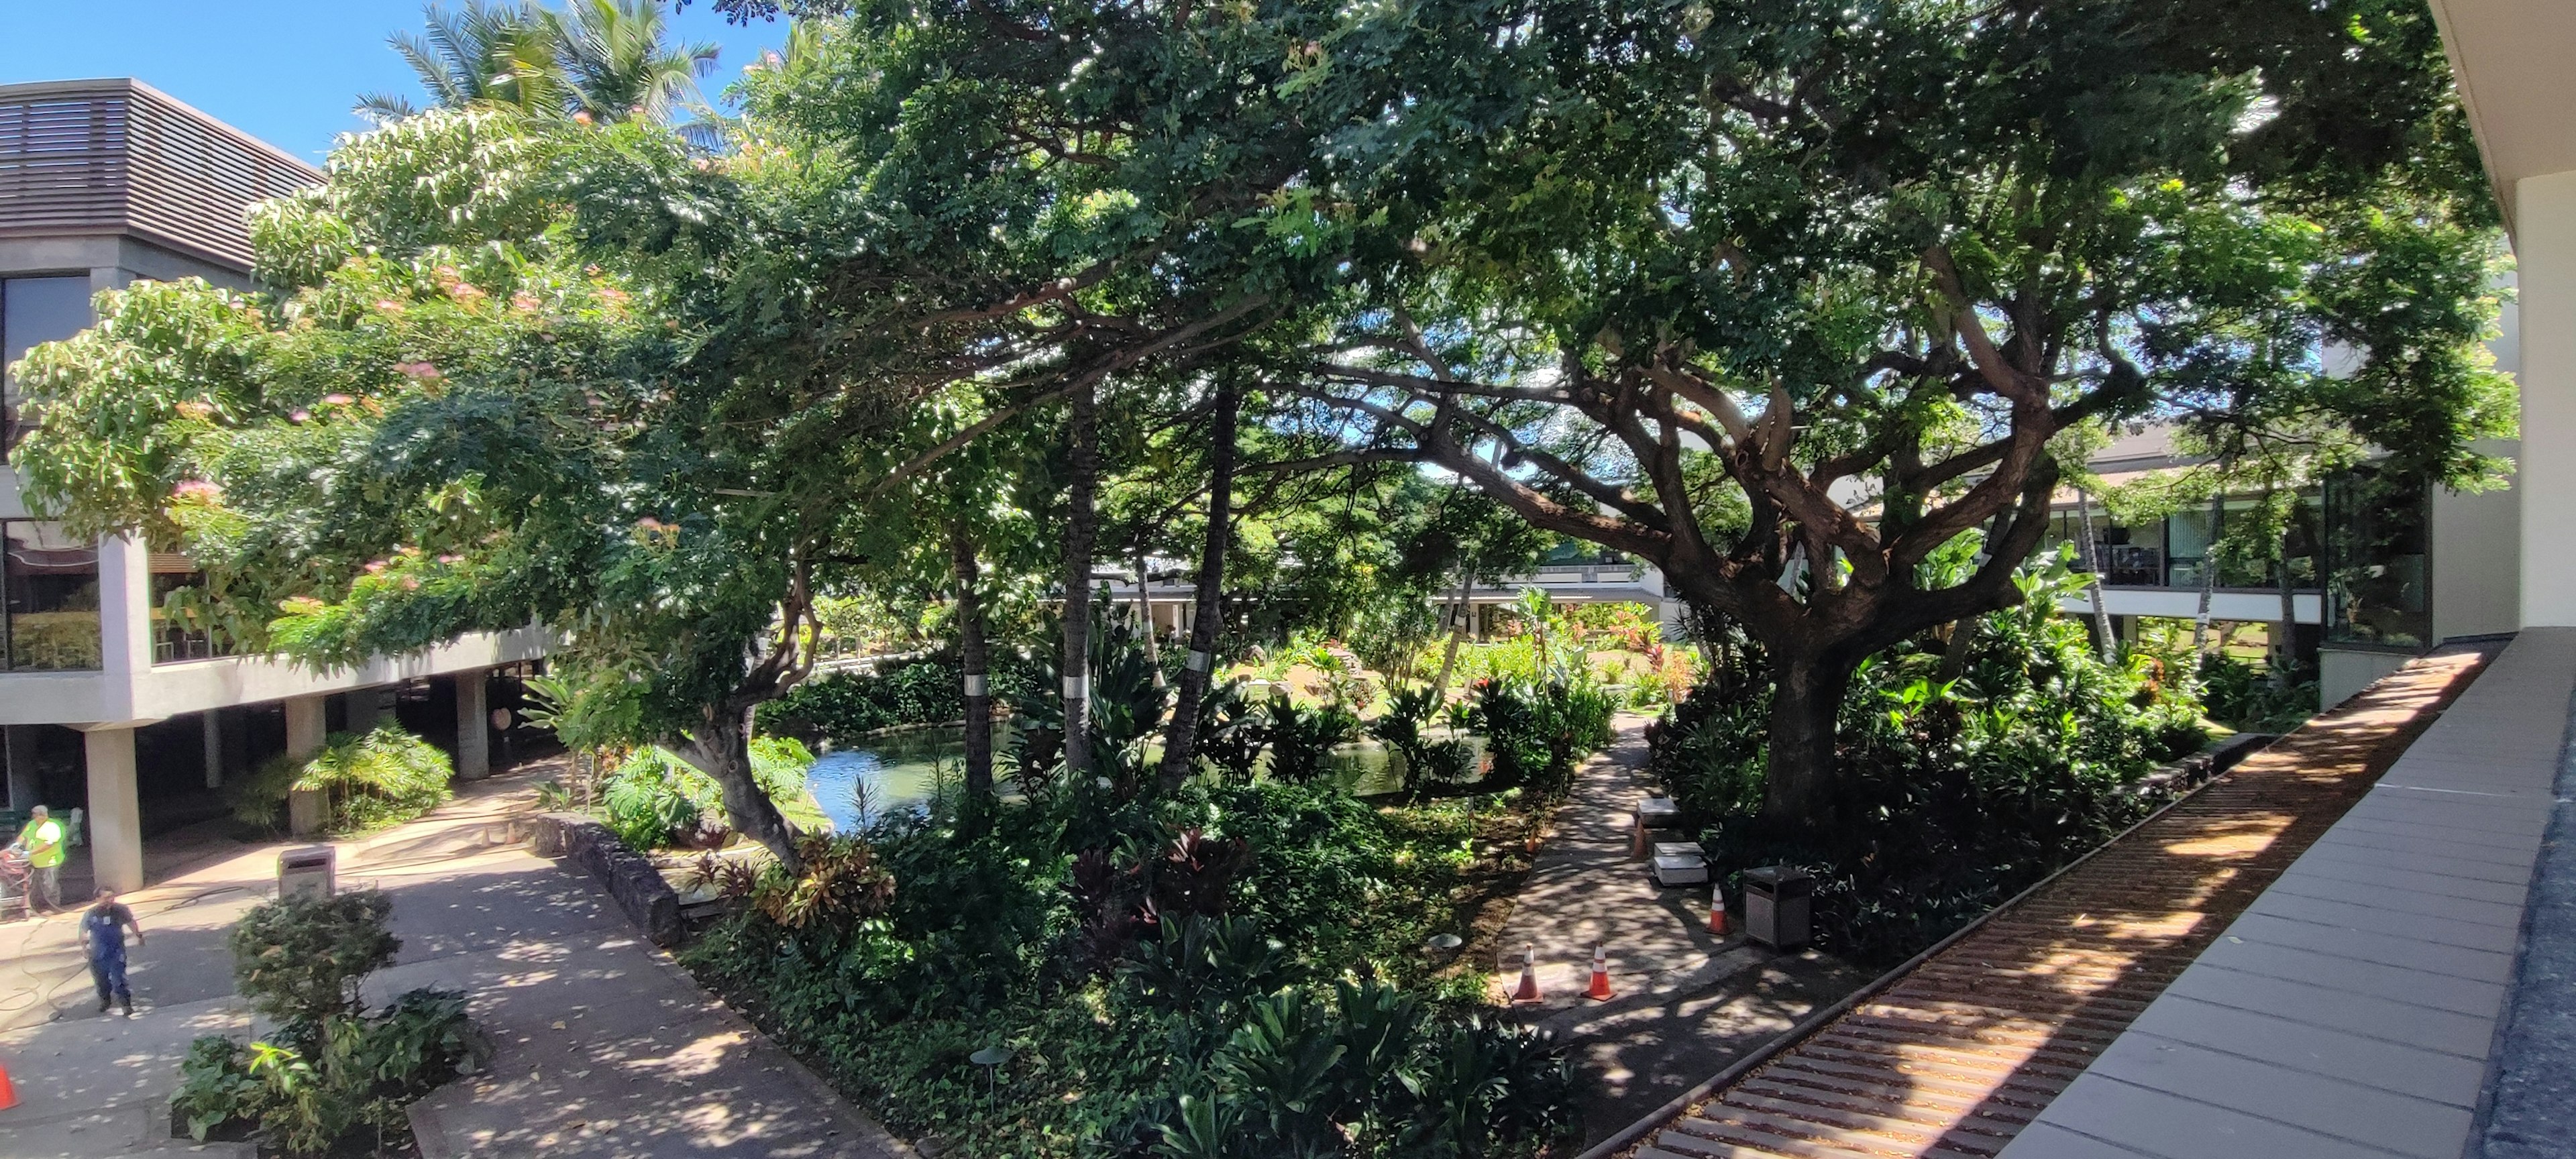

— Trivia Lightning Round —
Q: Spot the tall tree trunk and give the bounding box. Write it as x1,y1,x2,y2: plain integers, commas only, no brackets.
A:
1158,381,1238,791
953,521,992,804
2074,486,2116,660
1762,652,1856,827
2271,489,2300,693
1430,560,1474,701
679,704,801,875
1135,546,1164,690
1061,378,1099,778
2189,488,2224,655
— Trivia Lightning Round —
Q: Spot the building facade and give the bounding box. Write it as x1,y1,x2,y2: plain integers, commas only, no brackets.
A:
0,79,544,894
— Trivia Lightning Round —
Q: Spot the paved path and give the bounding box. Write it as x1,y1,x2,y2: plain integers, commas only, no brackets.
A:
1623,647,2493,1159
1493,714,1868,1145
0,773,911,1159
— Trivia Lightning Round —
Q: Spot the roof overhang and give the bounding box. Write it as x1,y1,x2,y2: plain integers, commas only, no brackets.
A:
2429,0,2576,238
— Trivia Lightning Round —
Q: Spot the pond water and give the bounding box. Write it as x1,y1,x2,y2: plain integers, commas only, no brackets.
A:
804,724,1489,831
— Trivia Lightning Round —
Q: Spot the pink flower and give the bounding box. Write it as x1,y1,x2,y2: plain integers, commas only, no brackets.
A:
364,561,386,574
289,409,311,423
394,362,442,381
322,393,354,406
399,576,421,590
572,111,594,125
373,298,405,313
437,554,462,565
511,292,542,313
171,480,221,500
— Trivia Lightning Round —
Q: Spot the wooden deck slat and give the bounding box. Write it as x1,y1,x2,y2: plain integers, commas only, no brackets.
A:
1615,649,2491,1159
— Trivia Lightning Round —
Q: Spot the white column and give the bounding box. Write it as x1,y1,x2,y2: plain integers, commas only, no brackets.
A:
96,533,152,706
284,694,329,836
201,711,223,789
453,669,490,780
2518,170,2576,626
84,726,142,893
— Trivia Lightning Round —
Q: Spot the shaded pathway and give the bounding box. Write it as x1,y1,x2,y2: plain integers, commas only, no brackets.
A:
1622,647,2493,1159
1492,714,1869,1144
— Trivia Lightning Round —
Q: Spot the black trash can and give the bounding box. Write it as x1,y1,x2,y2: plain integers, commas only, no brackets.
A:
1743,865,1813,950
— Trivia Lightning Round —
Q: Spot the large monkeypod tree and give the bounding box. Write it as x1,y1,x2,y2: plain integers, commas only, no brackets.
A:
1299,0,2512,824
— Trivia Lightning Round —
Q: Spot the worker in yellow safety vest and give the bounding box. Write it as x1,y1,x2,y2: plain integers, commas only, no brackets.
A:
13,806,66,914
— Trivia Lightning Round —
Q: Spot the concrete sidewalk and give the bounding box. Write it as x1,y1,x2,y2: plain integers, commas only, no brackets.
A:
0,773,912,1158
1492,714,1870,1144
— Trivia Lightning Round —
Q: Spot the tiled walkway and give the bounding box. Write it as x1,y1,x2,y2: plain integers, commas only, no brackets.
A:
2006,630,2574,1159
1625,647,2493,1159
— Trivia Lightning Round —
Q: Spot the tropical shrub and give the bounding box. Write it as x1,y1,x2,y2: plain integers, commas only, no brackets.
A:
1465,676,1614,798
2197,651,2320,732
598,738,828,850
680,779,1562,1157
1258,697,1360,785
226,726,452,834
1367,683,1441,795
758,651,1042,743
179,893,486,1155
228,891,400,1026
1650,555,2210,963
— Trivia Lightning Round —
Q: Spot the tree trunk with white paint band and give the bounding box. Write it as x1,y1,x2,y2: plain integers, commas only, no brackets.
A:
1158,380,1237,791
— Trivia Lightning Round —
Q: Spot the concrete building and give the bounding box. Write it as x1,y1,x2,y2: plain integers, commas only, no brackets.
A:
0,79,544,894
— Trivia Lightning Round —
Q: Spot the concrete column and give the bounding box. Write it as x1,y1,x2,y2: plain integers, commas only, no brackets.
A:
2519,170,2576,626
284,694,329,836
453,669,490,780
201,711,223,789
84,726,142,893
97,533,152,697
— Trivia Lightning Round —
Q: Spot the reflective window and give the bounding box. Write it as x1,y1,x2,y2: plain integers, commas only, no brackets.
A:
2,520,101,671
2323,468,2431,649
3,276,93,449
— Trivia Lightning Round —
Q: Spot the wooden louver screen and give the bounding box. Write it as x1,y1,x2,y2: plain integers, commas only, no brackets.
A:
0,80,316,274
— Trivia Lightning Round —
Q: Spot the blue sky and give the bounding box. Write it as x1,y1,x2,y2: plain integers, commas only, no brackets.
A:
0,2,791,163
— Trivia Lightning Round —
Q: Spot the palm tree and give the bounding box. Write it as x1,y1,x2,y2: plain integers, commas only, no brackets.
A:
549,0,719,124
356,0,564,123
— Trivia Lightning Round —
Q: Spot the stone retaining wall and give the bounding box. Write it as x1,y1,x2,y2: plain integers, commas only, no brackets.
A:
515,812,683,947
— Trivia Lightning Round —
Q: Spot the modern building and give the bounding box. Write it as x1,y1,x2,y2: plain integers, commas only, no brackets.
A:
0,78,545,895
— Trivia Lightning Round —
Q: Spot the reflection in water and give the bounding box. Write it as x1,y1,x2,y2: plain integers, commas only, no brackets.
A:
805,724,1489,831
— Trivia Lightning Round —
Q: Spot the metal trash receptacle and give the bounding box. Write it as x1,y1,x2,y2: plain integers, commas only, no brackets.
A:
278,846,336,901
1743,865,1813,950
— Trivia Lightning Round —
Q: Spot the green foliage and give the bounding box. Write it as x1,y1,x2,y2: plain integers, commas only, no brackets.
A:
2198,652,2321,733
1367,684,1440,796
1464,677,1615,799
1258,697,1360,786
228,726,453,835
227,891,401,1026
171,989,484,1155
600,738,827,849
1651,556,2209,964
188,888,483,1155
758,653,1036,742
681,778,1553,1156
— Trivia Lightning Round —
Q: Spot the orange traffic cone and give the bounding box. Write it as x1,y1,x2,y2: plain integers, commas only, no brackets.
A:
1509,943,1543,1004
0,1060,17,1111
1586,944,1615,1001
1708,884,1728,935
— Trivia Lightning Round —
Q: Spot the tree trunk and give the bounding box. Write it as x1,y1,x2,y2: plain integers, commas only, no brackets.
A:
1762,653,1854,827
1430,561,1473,701
953,521,993,804
680,704,801,875
2189,489,2224,655
2074,486,2116,660
1135,547,1165,690
2272,492,2299,692
1062,377,1099,778
1157,381,1237,791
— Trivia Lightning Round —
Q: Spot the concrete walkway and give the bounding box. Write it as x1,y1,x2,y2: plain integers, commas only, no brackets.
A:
0,773,912,1158
1493,714,1869,1145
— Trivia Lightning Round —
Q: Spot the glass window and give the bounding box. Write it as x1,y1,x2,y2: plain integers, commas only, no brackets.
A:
2323,468,2430,649
3,276,93,449
3,520,102,671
